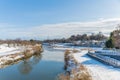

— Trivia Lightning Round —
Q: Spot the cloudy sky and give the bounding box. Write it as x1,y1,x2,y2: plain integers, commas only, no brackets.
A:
0,0,120,40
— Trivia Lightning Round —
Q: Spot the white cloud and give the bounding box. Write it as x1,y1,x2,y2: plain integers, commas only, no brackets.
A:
29,18,120,39
0,18,120,40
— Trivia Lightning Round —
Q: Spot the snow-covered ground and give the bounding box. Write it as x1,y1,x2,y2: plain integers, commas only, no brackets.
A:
73,50,120,80
49,43,104,51
53,47,75,51
0,44,23,56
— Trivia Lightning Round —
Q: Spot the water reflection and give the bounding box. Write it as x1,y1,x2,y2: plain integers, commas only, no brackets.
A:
0,46,64,80
32,54,42,65
18,59,33,74
18,53,42,74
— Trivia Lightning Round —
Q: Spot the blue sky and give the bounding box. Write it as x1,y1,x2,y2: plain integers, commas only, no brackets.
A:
0,0,120,40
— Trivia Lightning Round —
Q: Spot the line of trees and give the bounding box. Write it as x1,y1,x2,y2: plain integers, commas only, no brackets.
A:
43,32,107,43
0,39,41,47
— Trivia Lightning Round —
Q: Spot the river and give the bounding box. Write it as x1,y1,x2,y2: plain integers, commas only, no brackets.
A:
0,45,64,80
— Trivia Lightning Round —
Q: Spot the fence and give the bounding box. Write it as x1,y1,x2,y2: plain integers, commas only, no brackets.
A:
95,51,120,56
87,52,120,68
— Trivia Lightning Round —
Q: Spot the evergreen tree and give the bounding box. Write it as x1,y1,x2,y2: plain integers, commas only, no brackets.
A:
105,32,114,48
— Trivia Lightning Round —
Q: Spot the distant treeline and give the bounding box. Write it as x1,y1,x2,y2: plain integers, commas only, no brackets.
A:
0,39,42,47
43,32,107,43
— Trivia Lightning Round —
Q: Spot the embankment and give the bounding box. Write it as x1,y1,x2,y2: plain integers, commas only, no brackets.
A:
0,44,43,68
58,49,92,80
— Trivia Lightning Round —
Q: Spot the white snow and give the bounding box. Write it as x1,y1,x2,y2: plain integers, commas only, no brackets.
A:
73,50,120,80
0,44,23,56
53,47,73,51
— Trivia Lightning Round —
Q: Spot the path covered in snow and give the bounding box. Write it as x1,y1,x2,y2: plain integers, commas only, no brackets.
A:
73,50,120,80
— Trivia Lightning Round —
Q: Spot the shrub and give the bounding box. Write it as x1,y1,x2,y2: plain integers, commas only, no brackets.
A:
72,49,79,53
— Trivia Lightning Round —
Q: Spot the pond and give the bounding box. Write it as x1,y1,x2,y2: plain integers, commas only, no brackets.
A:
0,45,64,80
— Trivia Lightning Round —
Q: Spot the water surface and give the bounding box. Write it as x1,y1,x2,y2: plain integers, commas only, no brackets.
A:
0,46,64,80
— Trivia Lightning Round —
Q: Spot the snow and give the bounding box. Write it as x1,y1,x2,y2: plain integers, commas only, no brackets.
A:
53,47,73,51
0,44,23,56
73,50,120,80
66,59,76,72
51,43,104,51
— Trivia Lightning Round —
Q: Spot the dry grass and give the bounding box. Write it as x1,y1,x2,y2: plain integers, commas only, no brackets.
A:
23,44,43,58
59,49,92,80
59,65,92,80
64,50,71,70
58,73,70,80
23,50,33,58
72,49,79,53
64,50,71,57
73,65,92,80
33,44,43,54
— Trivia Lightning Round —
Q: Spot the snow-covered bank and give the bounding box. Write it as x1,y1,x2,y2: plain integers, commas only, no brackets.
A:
58,50,92,80
73,50,120,80
0,44,24,56
0,44,43,68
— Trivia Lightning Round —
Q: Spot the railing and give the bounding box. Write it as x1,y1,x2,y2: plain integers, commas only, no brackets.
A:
95,51,120,56
88,52,120,68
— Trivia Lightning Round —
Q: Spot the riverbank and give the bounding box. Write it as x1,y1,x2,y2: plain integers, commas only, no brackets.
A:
0,43,43,68
0,45,64,80
58,49,92,80
59,48,120,80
